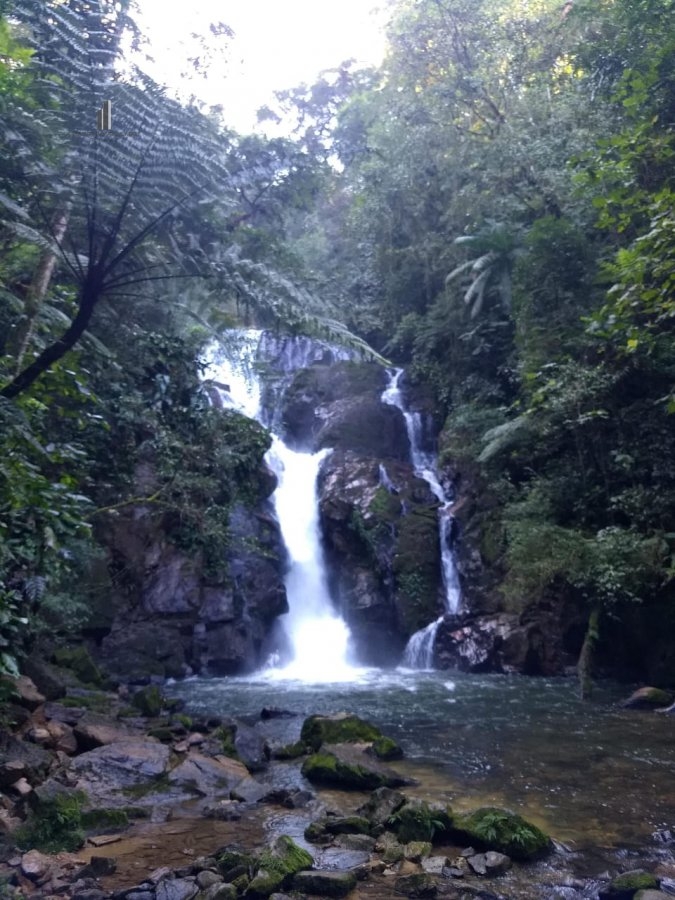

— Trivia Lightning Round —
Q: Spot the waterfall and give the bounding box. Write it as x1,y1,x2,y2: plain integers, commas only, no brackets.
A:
382,368,462,667
203,331,358,681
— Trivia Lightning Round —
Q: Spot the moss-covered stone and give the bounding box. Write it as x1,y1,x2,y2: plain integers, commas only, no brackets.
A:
393,872,437,897
621,687,673,710
324,815,372,836
15,791,86,853
53,647,104,686
131,685,164,718
217,846,254,880
246,835,313,898
600,870,660,898
371,736,403,760
81,808,129,831
394,509,441,636
300,712,381,751
271,740,306,760
452,807,551,861
304,820,330,844
404,841,432,862
302,749,402,790
147,726,173,743
389,801,439,843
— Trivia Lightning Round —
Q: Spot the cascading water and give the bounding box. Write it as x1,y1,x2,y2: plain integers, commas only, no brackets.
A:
203,331,358,681
382,368,462,668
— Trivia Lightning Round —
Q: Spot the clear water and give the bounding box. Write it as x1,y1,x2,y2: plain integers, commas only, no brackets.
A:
167,669,675,853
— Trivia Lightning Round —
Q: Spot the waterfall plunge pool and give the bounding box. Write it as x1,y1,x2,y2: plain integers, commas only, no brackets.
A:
166,669,675,856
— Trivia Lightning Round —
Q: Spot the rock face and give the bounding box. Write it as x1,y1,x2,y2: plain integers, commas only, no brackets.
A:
94,452,287,681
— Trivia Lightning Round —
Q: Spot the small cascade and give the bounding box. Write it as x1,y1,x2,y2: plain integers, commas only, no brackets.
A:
203,330,358,681
401,617,443,669
378,463,397,494
382,368,462,667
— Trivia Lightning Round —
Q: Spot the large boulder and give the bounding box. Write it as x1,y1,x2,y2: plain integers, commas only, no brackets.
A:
450,807,552,861
246,835,313,898
300,712,382,751
301,743,412,791
68,738,171,806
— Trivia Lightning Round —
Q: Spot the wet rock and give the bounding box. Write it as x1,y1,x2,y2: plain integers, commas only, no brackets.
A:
324,815,372,836
270,741,306,761
484,850,511,875
21,849,52,881
199,885,237,900
196,870,222,889
599,870,661,899
132,685,164,718
74,714,137,750
22,657,67,700
357,786,406,827
467,853,487,876
203,800,242,821
0,736,53,787
335,833,376,852
229,777,268,803
260,708,296,720
404,842,432,862
232,721,270,771
53,646,104,686
634,892,672,900
9,675,45,710
421,856,448,875
70,738,170,803
246,835,313,897
450,806,551,861
77,856,118,878
168,753,249,797
389,800,446,843
393,872,437,897
370,735,404,760
302,743,412,790
300,712,382,751
155,878,199,900
291,869,357,897
621,687,674,710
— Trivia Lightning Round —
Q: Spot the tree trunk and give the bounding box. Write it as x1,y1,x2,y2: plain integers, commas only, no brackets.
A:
0,272,101,400
8,204,72,372
578,606,600,700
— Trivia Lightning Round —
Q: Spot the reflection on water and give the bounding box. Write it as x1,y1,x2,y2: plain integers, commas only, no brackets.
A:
166,670,675,851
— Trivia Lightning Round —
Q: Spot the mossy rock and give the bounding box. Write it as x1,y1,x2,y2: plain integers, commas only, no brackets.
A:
81,807,129,832
389,801,441,843
216,724,241,761
371,736,403,760
393,872,437,897
304,820,331,844
599,870,660,898
272,740,306,760
300,712,382,751
147,726,174,743
301,748,405,791
393,510,441,635
15,791,86,853
324,815,372,836
621,687,673,710
452,807,551,861
131,685,164,718
217,846,255,879
246,835,313,897
53,647,104,687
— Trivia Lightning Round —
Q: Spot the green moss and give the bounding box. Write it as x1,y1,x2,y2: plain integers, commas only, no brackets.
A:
369,485,402,522
394,510,441,634
246,835,313,897
147,725,173,743
301,751,391,790
453,807,551,861
15,791,86,853
304,821,329,843
217,847,255,878
272,740,306,760
60,692,111,712
388,801,441,843
81,808,129,831
131,685,163,718
300,713,382,750
216,724,242,760
171,713,193,730
372,736,403,760
324,816,372,835
122,773,170,800
610,870,659,893
53,647,103,686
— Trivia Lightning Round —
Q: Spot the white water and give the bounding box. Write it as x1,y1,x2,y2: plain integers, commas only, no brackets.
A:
203,331,361,682
382,368,462,667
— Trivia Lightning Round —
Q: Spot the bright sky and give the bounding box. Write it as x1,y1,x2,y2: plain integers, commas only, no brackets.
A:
134,0,389,134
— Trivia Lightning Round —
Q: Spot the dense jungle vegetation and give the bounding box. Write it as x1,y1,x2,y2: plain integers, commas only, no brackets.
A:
1,0,674,687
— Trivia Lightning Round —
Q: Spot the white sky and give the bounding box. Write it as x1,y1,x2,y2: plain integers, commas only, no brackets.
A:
134,0,389,134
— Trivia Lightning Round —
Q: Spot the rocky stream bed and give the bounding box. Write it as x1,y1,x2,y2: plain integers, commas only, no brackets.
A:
2,658,675,900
